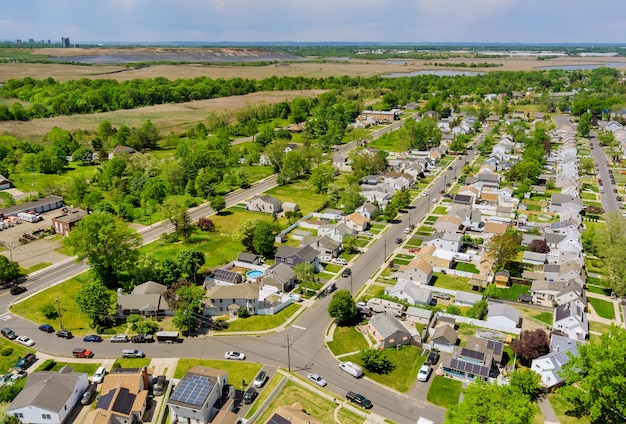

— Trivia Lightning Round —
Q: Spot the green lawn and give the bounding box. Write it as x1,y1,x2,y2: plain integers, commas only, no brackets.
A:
217,304,301,332
327,325,370,355
175,358,262,391
586,285,612,296
430,273,470,292
493,284,531,301
588,297,615,320
265,179,327,214
425,216,438,223
548,392,591,424
589,320,614,335
426,376,463,408
453,262,479,274
432,206,448,215
532,312,554,325
393,258,411,266
34,360,100,375
112,358,151,369
343,346,425,393
0,340,35,375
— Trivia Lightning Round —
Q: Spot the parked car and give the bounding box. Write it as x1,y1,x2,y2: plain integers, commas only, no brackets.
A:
110,334,129,343
0,373,13,387
153,375,168,396
224,351,245,360
417,364,431,382
518,294,533,303
243,387,257,404
342,268,352,278
131,334,154,343
448,166,453,170
394,237,403,244
325,282,337,294
346,391,372,409
11,371,27,382
92,366,107,384
81,383,97,405
16,335,35,347
83,334,103,342
426,351,440,366
56,330,73,339
320,255,332,262
72,348,94,358
253,371,267,388
332,258,347,265
1,328,16,340
121,349,145,358
432,292,450,300
14,354,37,370
10,285,27,295
307,373,327,387
38,324,54,333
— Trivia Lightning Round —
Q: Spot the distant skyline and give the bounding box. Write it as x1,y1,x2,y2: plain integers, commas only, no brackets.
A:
1,0,626,45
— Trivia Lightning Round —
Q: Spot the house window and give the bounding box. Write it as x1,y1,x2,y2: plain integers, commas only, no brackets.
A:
220,307,223,312
42,414,52,419
233,299,236,303
14,413,23,418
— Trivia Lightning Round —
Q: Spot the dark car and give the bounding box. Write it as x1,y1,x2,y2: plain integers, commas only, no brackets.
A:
83,334,103,342
342,268,351,278
10,285,27,295
243,387,257,404
152,375,168,396
346,391,372,409
395,237,402,244
426,350,440,366
518,294,533,303
38,324,55,333
81,383,97,405
617,196,623,202
56,330,74,339
448,166,453,170
325,282,337,294
1,328,17,340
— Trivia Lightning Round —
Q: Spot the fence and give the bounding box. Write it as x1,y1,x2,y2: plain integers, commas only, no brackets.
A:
438,312,521,335
244,375,288,423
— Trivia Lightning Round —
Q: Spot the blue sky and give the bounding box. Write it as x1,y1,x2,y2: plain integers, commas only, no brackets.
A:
1,0,625,44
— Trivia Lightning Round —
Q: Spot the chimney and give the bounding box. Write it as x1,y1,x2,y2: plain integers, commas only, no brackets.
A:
141,366,150,389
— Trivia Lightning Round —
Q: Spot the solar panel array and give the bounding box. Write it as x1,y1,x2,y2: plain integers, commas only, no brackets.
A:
449,358,490,378
460,348,485,362
170,375,212,406
487,339,503,356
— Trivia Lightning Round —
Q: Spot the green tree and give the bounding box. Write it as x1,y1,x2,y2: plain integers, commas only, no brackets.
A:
294,262,315,284
72,147,93,165
75,281,112,327
596,212,626,296
310,163,336,193
327,290,357,323
252,221,277,257
446,381,534,424
235,219,261,252
64,212,141,286
509,368,541,400
466,299,488,320
176,250,206,283
210,195,226,215
559,325,626,423
485,231,521,271
341,234,359,254
359,348,394,374
577,112,592,137
163,201,193,242
172,285,205,336
157,258,182,286
579,157,595,175
0,256,21,284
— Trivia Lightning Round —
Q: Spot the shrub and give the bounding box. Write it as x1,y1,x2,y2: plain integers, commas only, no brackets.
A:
39,303,59,319
238,307,250,318
0,347,13,356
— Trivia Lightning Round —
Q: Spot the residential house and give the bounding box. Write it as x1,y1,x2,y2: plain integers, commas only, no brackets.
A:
355,202,377,220
543,263,584,283
549,194,583,214
362,110,400,123
360,189,391,208
206,284,260,317
51,209,88,236
416,246,455,270
109,145,137,159
531,334,583,389
452,194,474,206
368,314,412,348
531,279,585,309
301,235,341,258
209,269,244,286
456,186,480,205
396,257,434,285
247,194,282,214
332,153,352,172
318,222,352,243
455,291,483,307
453,208,483,232
442,336,504,382
385,280,433,306
429,322,458,353
486,302,521,328
116,281,171,318
475,172,500,188
322,208,345,221
0,174,15,190
422,231,462,252
482,221,509,239
167,366,234,424
8,366,89,424
237,252,262,266
84,367,151,424
522,251,547,268
275,245,321,270
553,301,588,341
262,263,296,292
283,202,300,214
405,307,433,325
521,234,544,247
345,212,369,232
433,215,462,234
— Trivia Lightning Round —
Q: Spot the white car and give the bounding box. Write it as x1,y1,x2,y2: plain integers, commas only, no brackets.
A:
110,334,129,343
16,335,35,347
417,364,431,382
332,258,347,265
420,192,428,197
93,366,107,384
307,373,327,387
224,351,245,360
320,256,332,262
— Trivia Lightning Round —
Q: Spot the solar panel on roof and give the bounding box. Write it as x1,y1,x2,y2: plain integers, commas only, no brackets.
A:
170,374,212,406
112,388,136,414
267,413,292,424
460,348,485,361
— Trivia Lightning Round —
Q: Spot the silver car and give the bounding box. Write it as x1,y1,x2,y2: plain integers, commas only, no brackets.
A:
307,373,327,387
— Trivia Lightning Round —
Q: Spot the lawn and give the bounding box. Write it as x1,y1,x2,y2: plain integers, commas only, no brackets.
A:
532,312,554,325
343,345,425,393
425,215,438,223
175,358,262,391
430,273,470,292
0,340,35,375
589,320,614,335
548,392,591,424
217,304,301,332
453,262,479,274
586,285,612,296
327,325,370,356
112,358,151,369
493,284,531,301
426,376,463,408
265,180,327,214
588,297,615,320
35,359,99,375
432,206,448,215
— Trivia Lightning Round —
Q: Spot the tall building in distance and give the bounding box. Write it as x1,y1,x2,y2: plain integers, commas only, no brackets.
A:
61,37,70,48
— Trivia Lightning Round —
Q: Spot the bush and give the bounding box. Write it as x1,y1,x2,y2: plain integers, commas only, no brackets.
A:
39,303,58,319
36,359,56,371
0,347,13,356
238,307,250,318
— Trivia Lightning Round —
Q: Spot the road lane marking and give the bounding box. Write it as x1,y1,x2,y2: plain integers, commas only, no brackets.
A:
292,325,306,330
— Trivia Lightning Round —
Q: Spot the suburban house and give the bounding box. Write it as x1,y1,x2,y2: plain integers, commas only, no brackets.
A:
318,222,353,243
206,284,260,317
416,246,455,270
333,153,352,172
301,235,341,258
8,366,89,424
433,215,462,233
206,268,244,286
247,194,282,214
51,209,88,236
522,251,547,268
453,208,483,232
549,194,583,213
396,257,434,285
553,301,588,341
368,314,412,348
531,279,585,308
441,336,504,382
481,222,509,238
405,307,433,326
361,109,400,123
455,291,483,307
275,245,321,270
237,252,262,266
429,321,458,353
422,231,462,252
84,367,151,424
456,186,480,205
345,211,369,232
531,334,583,389
167,366,237,424
109,145,138,158
543,263,584,283
261,263,296,292
116,280,171,318
0,174,15,190
355,202,377,220
385,280,433,306
486,302,521,328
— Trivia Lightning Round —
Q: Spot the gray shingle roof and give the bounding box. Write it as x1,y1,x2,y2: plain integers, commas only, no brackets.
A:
369,314,410,339
9,370,86,411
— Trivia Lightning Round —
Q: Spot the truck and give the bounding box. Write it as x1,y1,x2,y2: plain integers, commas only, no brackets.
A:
17,212,42,223
131,333,154,343
345,391,372,409
155,331,180,344
366,298,404,317
339,361,363,378
72,348,94,358
14,353,37,370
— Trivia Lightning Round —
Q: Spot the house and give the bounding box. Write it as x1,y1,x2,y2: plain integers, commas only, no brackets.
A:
209,268,244,286
544,263,584,283
453,208,483,232
531,334,583,388
494,270,510,288
237,252,262,266
429,322,458,353
385,280,432,306
0,174,15,190
275,245,320,270
247,194,282,214
167,366,235,424
85,367,151,424
422,231,462,252
8,366,89,424
51,209,88,236
355,202,377,220
318,222,353,243
549,194,583,213
333,153,352,172
455,291,483,307
553,301,588,341
109,145,137,159
345,212,369,232
456,186,480,204
522,251,547,268
396,257,434,285
452,194,474,206
416,246,455,270
486,302,521,328
301,235,341,258
433,215,462,234
532,279,585,308
482,222,509,238
262,263,296,292
405,307,433,325
442,336,504,382
116,280,171,318
267,404,323,424
361,110,400,123
206,284,260,317
368,314,412,348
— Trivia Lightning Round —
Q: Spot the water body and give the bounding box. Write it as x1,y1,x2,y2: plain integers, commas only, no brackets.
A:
382,69,485,78
537,62,626,71
387,60,407,65
49,51,304,65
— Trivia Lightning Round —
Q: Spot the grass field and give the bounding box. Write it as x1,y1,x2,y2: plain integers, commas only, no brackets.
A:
548,392,591,424
265,179,327,214
453,262,479,274
35,359,100,375
430,273,470,292
493,284,531,301
586,284,612,296
532,312,554,325
426,376,463,408
175,358,262,390
327,325,370,355
588,297,615,320
0,339,35,376
218,304,301,332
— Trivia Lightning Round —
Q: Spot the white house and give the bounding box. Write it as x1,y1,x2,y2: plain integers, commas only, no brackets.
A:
486,302,521,328
553,301,588,341
531,334,582,388
385,280,433,306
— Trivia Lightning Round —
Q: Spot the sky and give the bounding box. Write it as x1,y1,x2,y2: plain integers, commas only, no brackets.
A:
1,0,625,45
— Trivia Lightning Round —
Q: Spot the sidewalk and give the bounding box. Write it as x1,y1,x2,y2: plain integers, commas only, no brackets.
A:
537,394,560,424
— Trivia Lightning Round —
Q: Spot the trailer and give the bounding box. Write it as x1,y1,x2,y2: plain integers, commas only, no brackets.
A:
366,298,404,317
155,331,180,343
17,212,43,223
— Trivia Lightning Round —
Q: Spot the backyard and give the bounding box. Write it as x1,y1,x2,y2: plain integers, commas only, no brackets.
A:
426,376,463,408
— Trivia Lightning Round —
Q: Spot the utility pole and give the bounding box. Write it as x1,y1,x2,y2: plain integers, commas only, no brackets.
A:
56,297,64,330
350,273,353,294
287,334,291,372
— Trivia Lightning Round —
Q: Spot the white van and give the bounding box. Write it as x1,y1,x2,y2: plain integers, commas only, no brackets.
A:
339,361,363,378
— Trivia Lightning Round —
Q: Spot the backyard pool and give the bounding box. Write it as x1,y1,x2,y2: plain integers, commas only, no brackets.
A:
246,270,265,283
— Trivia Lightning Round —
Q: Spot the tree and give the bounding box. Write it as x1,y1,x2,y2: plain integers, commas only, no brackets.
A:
310,163,336,193
176,249,206,283
510,329,550,365
359,348,394,374
596,212,626,296
466,299,488,320
579,157,595,175
72,146,93,165
64,212,141,286
509,368,541,400
172,284,205,336
210,195,226,215
559,325,626,423
197,217,216,232
446,380,534,424
527,238,550,253
75,281,112,327
485,231,521,271
294,262,315,284
577,112,592,137
327,290,357,323
157,258,182,286
253,221,277,257
0,256,21,284
341,234,359,254
164,202,193,242
235,219,261,252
